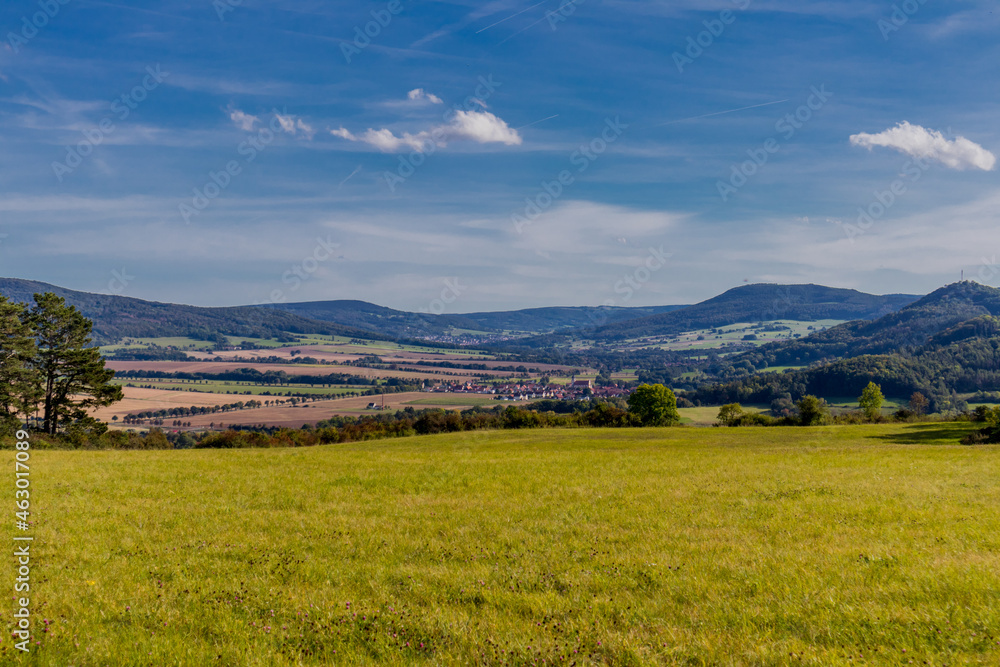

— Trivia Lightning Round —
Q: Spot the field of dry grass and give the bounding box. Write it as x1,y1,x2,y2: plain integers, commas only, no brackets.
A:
90,387,254,423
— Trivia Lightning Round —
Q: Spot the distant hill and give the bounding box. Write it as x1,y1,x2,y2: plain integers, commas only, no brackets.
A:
502,284,920,348
587,284,920,342
0,277,930,358
0,278,380,344
698,282,1000,412
732,281,1000,368
261,300,687,338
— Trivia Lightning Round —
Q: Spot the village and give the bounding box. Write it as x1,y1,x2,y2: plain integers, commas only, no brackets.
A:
420,378,630,402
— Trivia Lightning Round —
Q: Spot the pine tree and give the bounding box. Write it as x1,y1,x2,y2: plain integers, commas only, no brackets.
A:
28,293,123,435
0,297,38,430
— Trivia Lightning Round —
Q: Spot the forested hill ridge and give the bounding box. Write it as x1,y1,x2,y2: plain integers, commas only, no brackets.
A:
0,278,381,344
587,284,919,342
723,281,1000,371
0,278,684,345
698,282,1000,412
1,278,923,347
260,300,687,338
502,284,920,348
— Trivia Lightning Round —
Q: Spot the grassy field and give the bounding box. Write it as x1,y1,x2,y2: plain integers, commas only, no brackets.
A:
677,404,767,425
4,424,1000,665
406,395,500,407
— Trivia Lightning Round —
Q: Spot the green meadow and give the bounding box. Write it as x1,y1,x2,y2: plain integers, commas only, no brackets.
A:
406,395,501,407
4,424,1000,665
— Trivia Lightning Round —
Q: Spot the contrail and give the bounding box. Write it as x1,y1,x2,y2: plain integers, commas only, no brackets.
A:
498,0,584,45
337,165,362,189
651,99,790,127
476,0,550,34
516,114,558,130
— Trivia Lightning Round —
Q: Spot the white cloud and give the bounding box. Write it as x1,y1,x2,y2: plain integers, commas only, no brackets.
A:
446,110,521,145
850,121,996,171
407,88,443,104
229,108,258,131
330,110,521,153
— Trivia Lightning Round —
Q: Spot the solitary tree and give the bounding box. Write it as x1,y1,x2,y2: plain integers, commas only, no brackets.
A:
909,391,929,416
858,381,885,422
627,383,680,426
0,297,38,430
796,395,829,426
28,293,123,435
717,402,744,427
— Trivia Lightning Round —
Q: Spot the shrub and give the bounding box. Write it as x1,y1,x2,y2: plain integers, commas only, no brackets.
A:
717,403,744,427
961,431,992,446
796,395,830,426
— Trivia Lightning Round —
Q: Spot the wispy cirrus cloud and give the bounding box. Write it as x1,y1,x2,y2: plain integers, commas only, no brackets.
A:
227,108,315,139
850,121,996,171
275,112,315,139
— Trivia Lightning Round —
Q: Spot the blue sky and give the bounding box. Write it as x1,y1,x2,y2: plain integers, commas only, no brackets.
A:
0,0,997,312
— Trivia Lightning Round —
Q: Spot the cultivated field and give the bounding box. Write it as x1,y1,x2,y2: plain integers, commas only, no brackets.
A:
194,346,573,372
106,361,526,383
5,424,999,665
112,379,368,398
173,392,525,428
91,387,524,429
90,387,259,423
